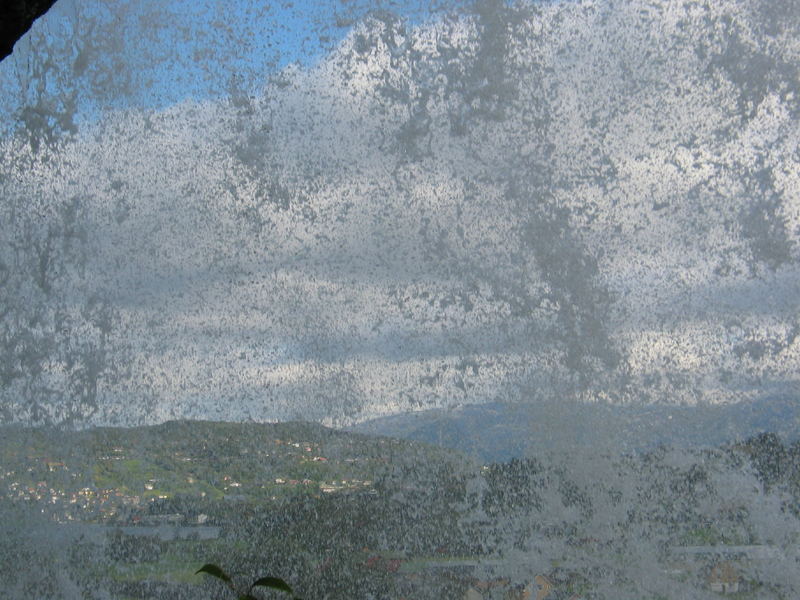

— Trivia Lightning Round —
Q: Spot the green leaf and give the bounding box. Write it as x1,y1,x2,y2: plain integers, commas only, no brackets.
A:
196,563,232,583
250,576,294,595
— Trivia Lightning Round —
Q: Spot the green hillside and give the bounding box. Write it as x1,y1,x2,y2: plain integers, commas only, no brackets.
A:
0,420,466,523
2,422,799,599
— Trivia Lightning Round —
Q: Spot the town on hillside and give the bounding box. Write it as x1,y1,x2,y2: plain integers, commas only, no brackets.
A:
2,423,799,599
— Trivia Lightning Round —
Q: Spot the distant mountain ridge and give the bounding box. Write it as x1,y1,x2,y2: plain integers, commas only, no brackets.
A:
352,397,800,463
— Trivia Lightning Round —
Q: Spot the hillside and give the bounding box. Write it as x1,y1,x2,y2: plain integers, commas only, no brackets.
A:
0,420,465,523
3,420,800,599
353,397,800,463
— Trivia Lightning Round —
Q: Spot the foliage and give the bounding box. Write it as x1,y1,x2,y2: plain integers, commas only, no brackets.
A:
196,563,302,600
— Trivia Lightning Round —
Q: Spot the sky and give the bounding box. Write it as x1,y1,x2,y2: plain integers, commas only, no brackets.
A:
0,0,799,428
0,0,457,128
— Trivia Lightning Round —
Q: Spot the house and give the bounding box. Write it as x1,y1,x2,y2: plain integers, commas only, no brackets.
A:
708,562,739,593
386,559,402,573
534,575,555,600
461,577,512,599
464,587,483,600
529,575,583,600
464,588,483,600
364,555,403,573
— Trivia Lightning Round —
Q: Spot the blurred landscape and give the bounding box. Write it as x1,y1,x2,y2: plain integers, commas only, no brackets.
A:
2,418,800,599
354,397,800,463
2,0,800,597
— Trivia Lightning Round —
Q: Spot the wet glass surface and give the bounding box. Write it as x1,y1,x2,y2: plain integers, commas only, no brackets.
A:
1,1,799,597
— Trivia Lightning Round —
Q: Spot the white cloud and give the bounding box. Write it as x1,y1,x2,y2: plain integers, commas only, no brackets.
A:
2,0,799,426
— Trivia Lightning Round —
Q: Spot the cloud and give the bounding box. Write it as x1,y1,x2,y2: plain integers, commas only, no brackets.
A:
1,0,799,426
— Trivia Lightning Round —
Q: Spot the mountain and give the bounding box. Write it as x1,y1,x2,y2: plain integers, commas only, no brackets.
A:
352,397,800,463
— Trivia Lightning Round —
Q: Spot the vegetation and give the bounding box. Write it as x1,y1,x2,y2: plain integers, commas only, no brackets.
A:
196,563,302,600
1,422,799,598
